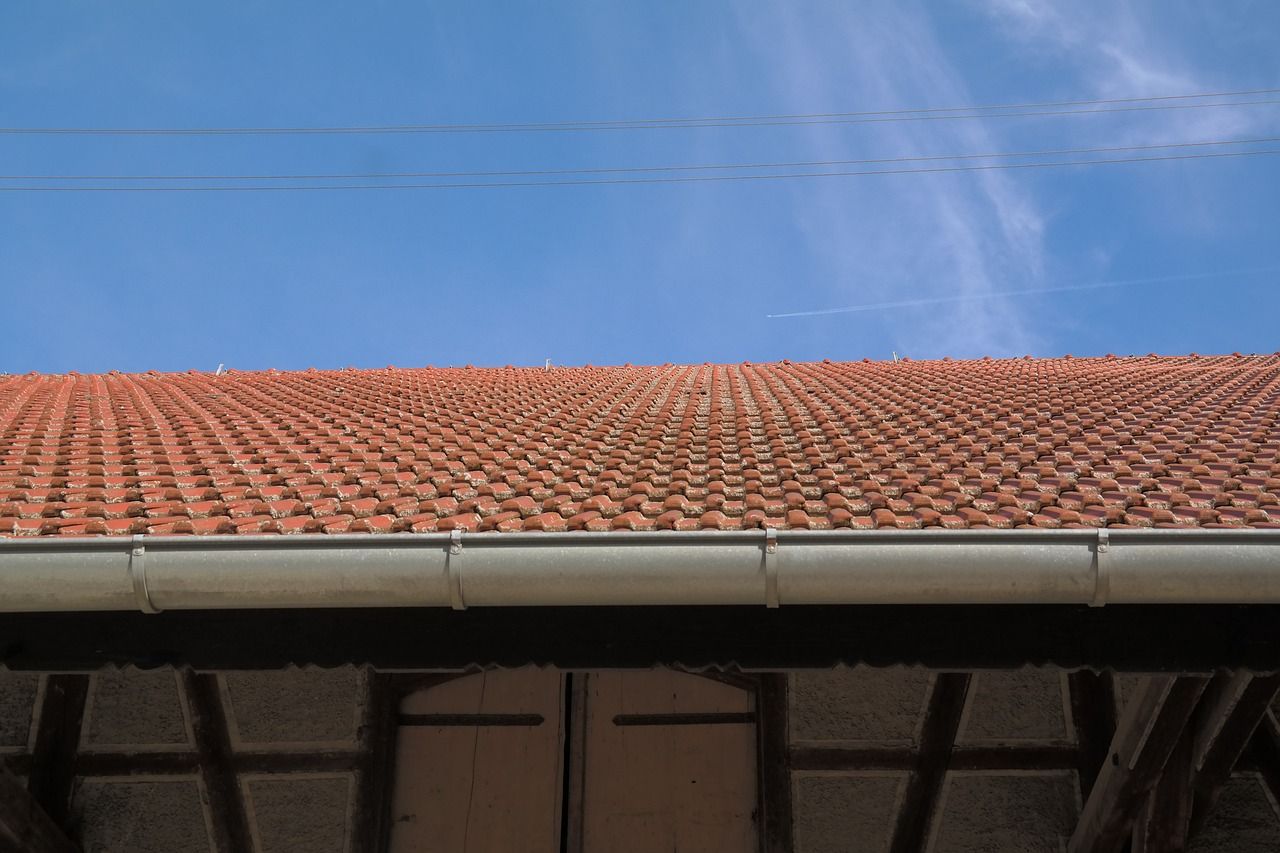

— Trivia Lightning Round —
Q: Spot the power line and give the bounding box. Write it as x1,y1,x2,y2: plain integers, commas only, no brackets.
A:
766,267,1280,318
2,90,1278,136
2,147,1276,192
4,135,1277,182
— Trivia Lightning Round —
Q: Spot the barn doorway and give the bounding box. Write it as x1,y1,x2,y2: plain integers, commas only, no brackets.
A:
388,668,759,852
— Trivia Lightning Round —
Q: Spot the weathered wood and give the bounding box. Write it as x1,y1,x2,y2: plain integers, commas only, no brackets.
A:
1068,676,1210,853
0,764,79,853
1248,712,1280,812
398,713,545,726
791,744,1079,772
352,671,398,853
180,671,255,853
888,673,971,853
685,669,760,693
1133,727,1194,853
72,749,360,777
390,669,565,853
1189,672,1280,834
1069,671,1118,800
580,670,757,853
562,672,588,853
26,674,88,829
612,712,757,726
757,674,793,853
386,673,465,698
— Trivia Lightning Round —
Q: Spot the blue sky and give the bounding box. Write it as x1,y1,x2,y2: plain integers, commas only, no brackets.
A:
2,1,1278,373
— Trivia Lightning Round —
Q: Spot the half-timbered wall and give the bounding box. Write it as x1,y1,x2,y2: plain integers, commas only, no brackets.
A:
4,666,1280,852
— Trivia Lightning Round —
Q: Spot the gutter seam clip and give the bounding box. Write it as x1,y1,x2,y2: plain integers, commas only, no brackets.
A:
446,529,467,610
1090,528,1110,608
129,535,161,614
764,527,780,609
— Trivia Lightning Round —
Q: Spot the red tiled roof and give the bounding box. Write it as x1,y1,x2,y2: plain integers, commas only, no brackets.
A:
2,356,1279,537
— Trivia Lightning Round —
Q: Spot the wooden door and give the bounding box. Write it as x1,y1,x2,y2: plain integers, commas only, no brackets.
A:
388,668,759,853
388,669,565,853
579,670,758,853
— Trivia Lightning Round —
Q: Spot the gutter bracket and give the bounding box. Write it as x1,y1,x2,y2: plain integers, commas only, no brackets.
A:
445,529,467,611
128,535,161,614
764,528,780,609
1090,528,1110,608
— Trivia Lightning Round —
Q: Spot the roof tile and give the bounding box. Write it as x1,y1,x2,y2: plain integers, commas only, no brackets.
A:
2,356,1278,536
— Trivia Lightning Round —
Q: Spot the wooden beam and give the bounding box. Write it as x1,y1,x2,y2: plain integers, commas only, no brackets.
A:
1188,672,1280,834
757,674,793,853
26,675,88,829
561,672,588,853
180,671,254,853
790,744,1079,773
352,671,398,853
1248,712,1280,812
888,673,971,853
0,764,79,853
1068,676,1210,853
1069,671,1117,801
1132,727,1193,853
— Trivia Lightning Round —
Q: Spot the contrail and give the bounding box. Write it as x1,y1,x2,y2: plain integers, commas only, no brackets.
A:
766,267,1280,318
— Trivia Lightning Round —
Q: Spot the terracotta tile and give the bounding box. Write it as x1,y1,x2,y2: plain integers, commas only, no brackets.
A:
2,358,1277,539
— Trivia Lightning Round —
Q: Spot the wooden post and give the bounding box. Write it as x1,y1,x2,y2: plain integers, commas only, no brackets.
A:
1068,676,1209,853
757,674,793,853
26,675,89,830
180,671,254,853
1132,728,1193,852
1189,672,1280,833
0,763,80,853
1069,671,1117,801
352,670,398,853
888,673,971,853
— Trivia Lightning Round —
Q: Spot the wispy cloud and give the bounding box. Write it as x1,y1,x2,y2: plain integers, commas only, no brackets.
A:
767,265,1280,318
709,2,1047,358
978,0,1268,141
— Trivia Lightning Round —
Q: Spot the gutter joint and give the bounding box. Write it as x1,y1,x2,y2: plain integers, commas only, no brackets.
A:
1090,528,1110,608
764,528,780,609
129,535,161,615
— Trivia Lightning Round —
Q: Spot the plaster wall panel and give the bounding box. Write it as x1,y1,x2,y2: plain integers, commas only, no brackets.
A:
246,774,352,853
790,666,931,744
1188,773,1280,853
84,667,189,748
0,670,38,749
73,777,212,853
793,772,905,853
957,669,1070,743
223,667,359,747
929,771,1078,853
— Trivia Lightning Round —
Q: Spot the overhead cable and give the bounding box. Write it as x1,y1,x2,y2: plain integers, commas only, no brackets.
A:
2,148,1277,192
1,89,1278,136
4,135,1277,182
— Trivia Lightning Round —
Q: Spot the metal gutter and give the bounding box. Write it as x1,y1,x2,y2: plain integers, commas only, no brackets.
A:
1,529,1279,613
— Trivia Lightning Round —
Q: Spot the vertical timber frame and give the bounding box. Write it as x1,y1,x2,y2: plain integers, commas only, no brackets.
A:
1068,675,1210,853
26,675,88,833
0,761,79,853
756,673,794,853
1069,671,1117,803
1188,672,1280,833
352,670,400,853
888,672,972,853
180,670,255,853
